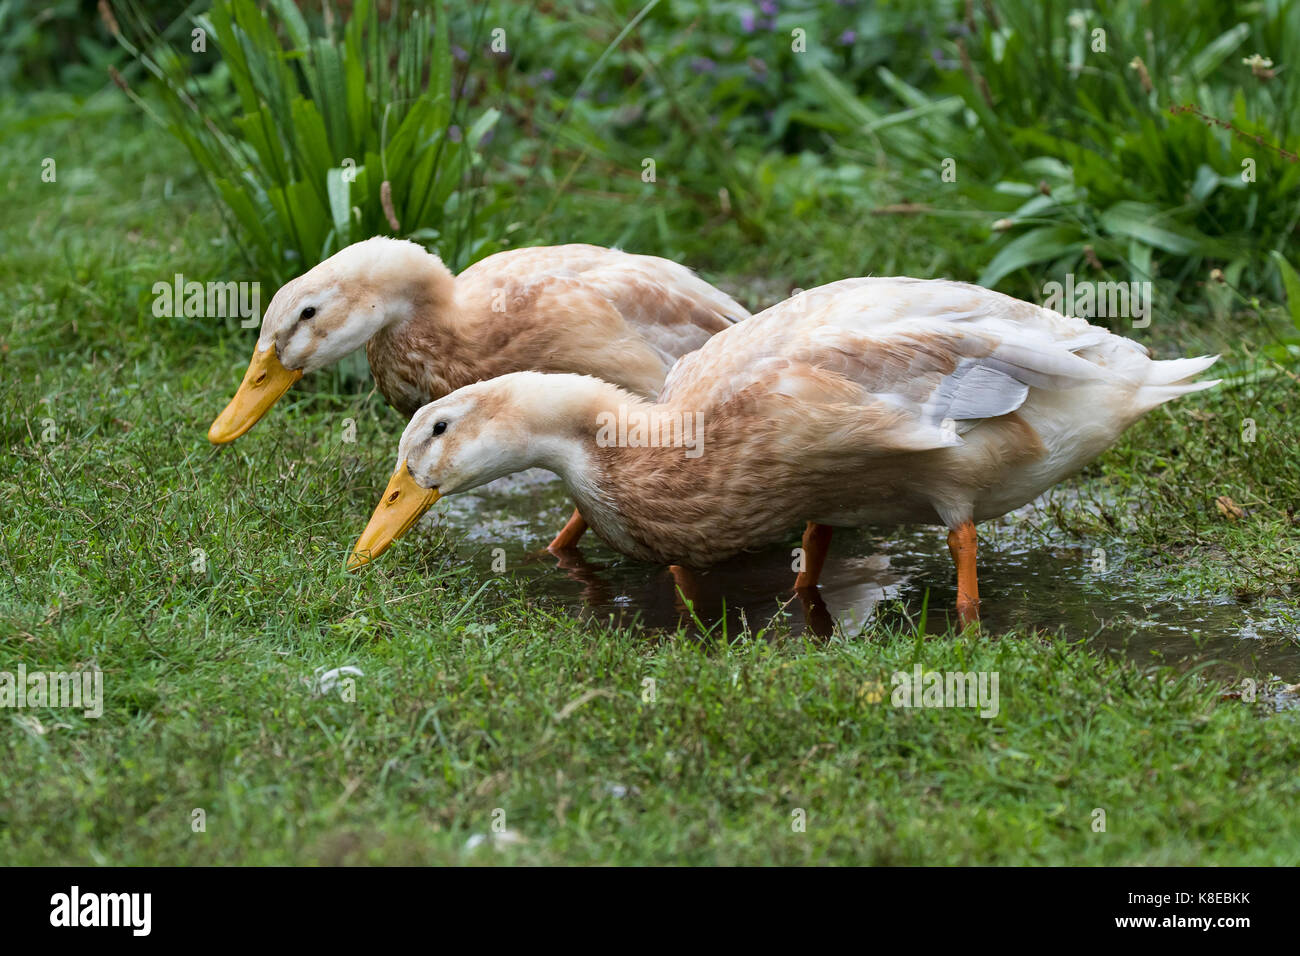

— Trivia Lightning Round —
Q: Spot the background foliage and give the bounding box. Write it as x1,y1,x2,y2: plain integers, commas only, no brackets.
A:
2,0,1298,867
3,0,1286,313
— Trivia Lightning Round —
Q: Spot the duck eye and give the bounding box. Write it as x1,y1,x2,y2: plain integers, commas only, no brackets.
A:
432,421,447,436
300,306,316,320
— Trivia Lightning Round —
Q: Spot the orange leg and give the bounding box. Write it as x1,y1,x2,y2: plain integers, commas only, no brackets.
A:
547,508,588,552
946,521,980,628
793,522,833,590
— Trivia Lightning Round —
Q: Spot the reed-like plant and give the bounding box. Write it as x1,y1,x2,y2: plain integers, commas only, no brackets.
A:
107,0,503,285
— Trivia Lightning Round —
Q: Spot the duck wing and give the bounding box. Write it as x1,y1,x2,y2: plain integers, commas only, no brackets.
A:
661,277,1125,454
461,245,749,372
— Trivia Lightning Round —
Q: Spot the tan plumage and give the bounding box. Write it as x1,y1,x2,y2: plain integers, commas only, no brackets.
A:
208,236,749,547
352,277,1219,626
267,237,747,413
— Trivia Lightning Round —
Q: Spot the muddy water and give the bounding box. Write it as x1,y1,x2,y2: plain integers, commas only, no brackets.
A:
427,470,1300,680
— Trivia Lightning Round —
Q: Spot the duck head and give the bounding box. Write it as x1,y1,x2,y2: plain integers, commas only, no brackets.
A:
207,237,453,444
347,372,615,570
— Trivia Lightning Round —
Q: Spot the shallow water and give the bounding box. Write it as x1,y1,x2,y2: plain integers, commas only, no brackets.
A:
423,470,1300,681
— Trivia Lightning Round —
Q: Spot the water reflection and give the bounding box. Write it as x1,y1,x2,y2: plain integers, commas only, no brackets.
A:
428,470,1300,679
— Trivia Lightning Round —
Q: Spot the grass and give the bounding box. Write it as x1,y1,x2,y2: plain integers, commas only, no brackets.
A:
1,96,1299,865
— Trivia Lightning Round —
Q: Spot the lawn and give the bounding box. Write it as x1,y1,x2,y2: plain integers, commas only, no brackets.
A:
2,0,1299,865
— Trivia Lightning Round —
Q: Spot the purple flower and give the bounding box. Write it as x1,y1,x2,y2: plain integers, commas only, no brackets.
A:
691,56,717,74
447,125,462,142
930,48,957,69
839,30,856,45
740,10,756,33
451,44,468,63
760,0,777,14
538,68,556,83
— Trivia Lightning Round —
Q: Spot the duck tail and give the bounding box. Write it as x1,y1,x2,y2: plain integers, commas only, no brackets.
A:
1138,354,1220,408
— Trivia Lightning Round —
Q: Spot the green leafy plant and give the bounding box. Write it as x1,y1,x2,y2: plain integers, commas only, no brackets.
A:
952,0,1300,299
799,0,1300,304
108,0,504,285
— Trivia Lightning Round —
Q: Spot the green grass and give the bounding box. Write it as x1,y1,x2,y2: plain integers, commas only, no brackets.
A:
2,97,1299,865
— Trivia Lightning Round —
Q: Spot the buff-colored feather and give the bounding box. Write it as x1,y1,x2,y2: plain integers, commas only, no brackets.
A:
259,237,749,414
388,277,1218,569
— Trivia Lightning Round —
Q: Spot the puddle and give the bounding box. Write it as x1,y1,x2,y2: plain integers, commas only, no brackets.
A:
420,471,1300,680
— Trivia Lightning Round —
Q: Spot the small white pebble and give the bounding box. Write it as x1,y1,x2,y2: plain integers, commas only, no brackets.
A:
309,665,364,697
464,830,525,851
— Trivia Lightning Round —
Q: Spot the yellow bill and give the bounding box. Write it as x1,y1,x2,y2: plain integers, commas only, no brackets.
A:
347,462,441,571
207,344,303,444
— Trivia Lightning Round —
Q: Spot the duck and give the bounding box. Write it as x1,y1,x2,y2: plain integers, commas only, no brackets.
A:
345,276,1219,627
207,236,750,548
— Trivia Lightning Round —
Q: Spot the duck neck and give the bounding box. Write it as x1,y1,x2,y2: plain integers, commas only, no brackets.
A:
511,374,710,560
365,252,460,414
508,373,634,476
